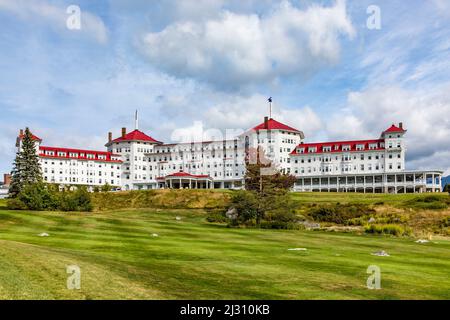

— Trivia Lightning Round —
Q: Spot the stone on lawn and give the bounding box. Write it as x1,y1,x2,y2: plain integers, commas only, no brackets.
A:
371,250,390,257
368,217,376,223
151,233,159,237
288,248,307,251
175,216,182,221
415,239,429,243
38,233,49,237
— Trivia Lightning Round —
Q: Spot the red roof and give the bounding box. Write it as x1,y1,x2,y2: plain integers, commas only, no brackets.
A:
163,171,211,179
252,118,300,133
111,129,161,144
39,146,122,163
19,133,42,142
383,124,406,134
290,139,385,155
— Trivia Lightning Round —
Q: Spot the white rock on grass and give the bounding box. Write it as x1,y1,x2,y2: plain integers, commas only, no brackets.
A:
151,233,159,237
415,239,429,243
288,248,307,251
371,250,390,257
38,233,49,237
175,216,182,221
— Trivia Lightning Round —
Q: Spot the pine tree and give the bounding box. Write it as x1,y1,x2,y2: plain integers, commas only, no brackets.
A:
9,128,42,197
243,146,296,225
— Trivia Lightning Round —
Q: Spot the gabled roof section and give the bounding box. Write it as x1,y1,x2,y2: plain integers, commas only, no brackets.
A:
111,129,162,144
18,132,42,142
383,124,406,134
252,118,301,133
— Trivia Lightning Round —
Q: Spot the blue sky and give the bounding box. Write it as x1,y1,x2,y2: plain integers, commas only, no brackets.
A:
1,0,450,176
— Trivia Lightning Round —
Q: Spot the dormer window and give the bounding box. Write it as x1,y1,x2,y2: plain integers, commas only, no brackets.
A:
308,147,317,153
356,144,364,151
297,148,305,154
323,146,331,152
342,145,351,151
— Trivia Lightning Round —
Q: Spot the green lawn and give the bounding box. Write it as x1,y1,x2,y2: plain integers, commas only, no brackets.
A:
0,205,449,299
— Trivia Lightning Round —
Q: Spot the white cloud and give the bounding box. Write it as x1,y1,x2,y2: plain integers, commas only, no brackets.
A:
326,84,450,172
0,0,108,43
139,0,354,89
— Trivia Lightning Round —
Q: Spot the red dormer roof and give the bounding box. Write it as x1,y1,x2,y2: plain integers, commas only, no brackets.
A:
39,146,122,163
111,129,161,144
290,139,385,155
252,118,300,133
383,124,406,134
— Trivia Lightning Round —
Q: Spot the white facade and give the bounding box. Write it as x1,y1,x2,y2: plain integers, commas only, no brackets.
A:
17,118,443,193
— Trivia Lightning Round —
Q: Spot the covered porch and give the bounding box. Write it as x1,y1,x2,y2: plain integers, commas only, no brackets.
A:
157,171,213,189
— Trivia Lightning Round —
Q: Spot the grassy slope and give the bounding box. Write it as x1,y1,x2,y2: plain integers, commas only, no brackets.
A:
0,206,449,299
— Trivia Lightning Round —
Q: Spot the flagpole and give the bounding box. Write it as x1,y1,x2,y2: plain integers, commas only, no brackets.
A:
135,110,139,130
268,97,272,119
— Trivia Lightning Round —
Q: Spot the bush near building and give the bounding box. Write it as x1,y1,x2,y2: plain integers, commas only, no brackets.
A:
7,183,93,212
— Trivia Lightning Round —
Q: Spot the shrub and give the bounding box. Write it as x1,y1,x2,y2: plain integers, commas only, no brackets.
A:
440,216,450,228
7,183,92,212
227,190,259,225
206,212,229,223
101,183,112,192
364,224,411,236
405,195,449,210
308,203,375,224
15,183,59,211
6,198,28,210
259,221,302,230
58,187,93,212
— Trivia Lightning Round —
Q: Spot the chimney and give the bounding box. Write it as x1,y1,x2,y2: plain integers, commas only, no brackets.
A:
19,129,23,136
399,122,403,129
264,116,269,129
108,132,112,143
121,127,126,138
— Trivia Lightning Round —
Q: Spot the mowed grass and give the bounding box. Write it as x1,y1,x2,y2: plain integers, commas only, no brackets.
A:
0,206,450,299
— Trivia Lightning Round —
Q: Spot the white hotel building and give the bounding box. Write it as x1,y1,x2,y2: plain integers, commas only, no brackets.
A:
18,116,443,193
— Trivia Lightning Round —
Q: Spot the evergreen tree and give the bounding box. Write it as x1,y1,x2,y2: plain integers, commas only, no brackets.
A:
9,128,42,197
243,146,296,225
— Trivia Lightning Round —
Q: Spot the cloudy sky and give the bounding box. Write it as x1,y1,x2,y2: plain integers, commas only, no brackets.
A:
1,0,449,176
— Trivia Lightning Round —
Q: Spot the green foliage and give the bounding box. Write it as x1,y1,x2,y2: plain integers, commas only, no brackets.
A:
347,212,409,226
234,152,297,227
9,128,43,198
16,183,59,211
440,216,450,228
364,224,412,236
58,187,93,212
405,195,449,210
228,190,259,225
206,211,229,223
7,183,92,212
308,203,375,224
444,184,449,193
101,183,112,192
